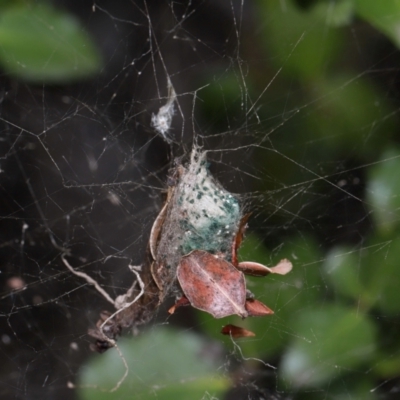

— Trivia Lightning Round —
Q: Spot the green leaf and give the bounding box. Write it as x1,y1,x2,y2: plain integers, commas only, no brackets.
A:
354,0,400,48
280,305,376,388
0,4,101,82
325,0,354,27
322,246,367,303
366,148,400,234
362,235,400,315
79,327,229,400
304,75,394,156
0,0,19,11
258,0,344,80
373,352,400,378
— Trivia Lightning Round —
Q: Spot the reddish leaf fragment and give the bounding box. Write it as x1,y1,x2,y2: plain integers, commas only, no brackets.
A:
177,250,248,319
269,258,293,275
245,299,274,316
231,213,251,265
221,324,256,338
238,259,292,277
237,261,271,276
168,296,191,314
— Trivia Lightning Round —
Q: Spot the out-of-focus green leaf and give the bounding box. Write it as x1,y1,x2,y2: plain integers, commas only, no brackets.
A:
362,235,400,315
323,246,367,303
373,352,400,378
79,328,229,400
354,0,400,48
304,76,394,156
280,305,376,388
0,4,101,82
325,0,354,27
366,148,400,234
257,0,344,79
0,0,18,11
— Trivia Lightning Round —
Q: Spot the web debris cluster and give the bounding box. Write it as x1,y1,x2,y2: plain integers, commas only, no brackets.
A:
151,78,176,143
62,146,292,356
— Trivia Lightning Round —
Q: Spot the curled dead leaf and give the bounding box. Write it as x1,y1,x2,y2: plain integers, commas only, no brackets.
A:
168,296,191,314
231,213,251,265
149,199,169,260
221,324,256,338
238,259,292,277
245,299,274,316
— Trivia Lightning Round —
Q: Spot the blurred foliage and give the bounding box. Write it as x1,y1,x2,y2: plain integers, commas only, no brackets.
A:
280,304,376,387
78,0,400,399
198,0,400,398
0,1,101,82
80,328,229,400
354,0,400,48
366,148,400,235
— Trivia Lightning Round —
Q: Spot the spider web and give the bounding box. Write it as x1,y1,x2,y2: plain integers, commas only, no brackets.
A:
1,1,399,399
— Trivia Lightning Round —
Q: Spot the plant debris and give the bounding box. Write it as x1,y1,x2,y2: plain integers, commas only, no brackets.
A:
79,148,292,352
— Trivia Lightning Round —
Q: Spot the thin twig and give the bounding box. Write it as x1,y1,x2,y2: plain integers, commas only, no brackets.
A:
61,254,115,306
62,256,146,392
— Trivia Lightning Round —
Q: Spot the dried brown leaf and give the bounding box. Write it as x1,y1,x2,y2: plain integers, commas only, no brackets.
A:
149,200,169,260
168,296,191,314
238,259,292,277
245,299,274,316
221,324,256,338
177,250,248,318
231,213,251,265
